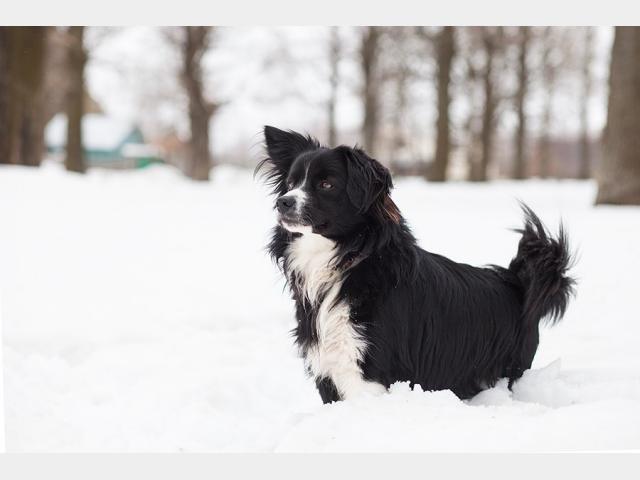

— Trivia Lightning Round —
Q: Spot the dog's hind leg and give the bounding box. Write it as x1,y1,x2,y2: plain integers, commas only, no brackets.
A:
507,326,540,389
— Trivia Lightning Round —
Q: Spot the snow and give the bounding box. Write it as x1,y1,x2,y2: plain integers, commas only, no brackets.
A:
1,162,639,452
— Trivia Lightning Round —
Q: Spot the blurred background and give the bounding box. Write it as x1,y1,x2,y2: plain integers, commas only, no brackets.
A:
0,26,638,203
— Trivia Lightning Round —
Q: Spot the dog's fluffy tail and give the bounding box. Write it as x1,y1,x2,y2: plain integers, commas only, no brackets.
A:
508,203,575,328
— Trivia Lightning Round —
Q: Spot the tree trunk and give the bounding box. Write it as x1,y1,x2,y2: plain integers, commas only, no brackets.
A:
181,26,215,181
65,26,86,173
360,27,382,156
0,27,46,166
513,26,530,179
539,27,556,179
471,29,498,182
578,27,594,179
596,27,640,205
327,27,340,146
430,26,455,182
539,92,553,179
0,29,9,164
391,59,409,163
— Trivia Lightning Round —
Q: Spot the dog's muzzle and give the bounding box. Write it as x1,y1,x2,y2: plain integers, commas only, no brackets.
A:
276,192,311,232
276,195,296,215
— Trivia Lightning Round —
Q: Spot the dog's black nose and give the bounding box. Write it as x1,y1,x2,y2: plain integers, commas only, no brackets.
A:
276,195,295,213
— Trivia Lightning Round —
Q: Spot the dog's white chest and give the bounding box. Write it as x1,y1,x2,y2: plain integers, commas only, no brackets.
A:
287,232,386,400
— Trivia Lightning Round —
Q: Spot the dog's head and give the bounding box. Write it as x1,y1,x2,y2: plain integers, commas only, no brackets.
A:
256,126,400,238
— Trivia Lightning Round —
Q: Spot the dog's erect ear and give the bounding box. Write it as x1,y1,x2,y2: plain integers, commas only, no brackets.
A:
340,146,394,215
255,126,320,196
264,126,319,164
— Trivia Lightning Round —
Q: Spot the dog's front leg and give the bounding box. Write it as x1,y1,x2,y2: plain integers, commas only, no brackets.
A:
315,376,340,404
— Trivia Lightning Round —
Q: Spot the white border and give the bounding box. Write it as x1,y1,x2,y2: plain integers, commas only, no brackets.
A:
0,0,638,26
0,294,5,452
0,453,640,479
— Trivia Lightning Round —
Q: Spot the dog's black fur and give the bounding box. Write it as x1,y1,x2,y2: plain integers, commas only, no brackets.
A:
257,126,575,403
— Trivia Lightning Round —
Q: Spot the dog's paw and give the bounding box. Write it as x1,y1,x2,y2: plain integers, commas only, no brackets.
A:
344,381,387,400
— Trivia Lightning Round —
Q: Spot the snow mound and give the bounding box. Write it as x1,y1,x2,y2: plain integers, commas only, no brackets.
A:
277,361,640,452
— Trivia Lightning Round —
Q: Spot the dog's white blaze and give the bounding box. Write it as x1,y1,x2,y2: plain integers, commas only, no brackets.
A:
286,187,307,215
281,223,312,235
287,232,386,400
287,232,337,303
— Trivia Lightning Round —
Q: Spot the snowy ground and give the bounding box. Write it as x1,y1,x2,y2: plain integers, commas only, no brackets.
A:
1,162,639,452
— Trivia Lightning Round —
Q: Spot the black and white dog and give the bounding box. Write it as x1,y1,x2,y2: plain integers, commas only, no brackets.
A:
257,126,575,404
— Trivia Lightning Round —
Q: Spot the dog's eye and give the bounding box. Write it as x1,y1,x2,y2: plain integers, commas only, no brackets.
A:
320,180,333,190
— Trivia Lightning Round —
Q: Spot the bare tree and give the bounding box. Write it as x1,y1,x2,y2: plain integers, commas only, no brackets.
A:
389,40,412,164
43,28,73,126
430,26,456,182
43,27,107,127
513,26,531,179
65,26,87,173
476,29,496,181
0,27,47,166
461,51,482,181
537,27,573,179
360,27,383,156
180,26,217,181
578,27,595,179
468,27,504,181
327,27,341,146
596,27,640,205
538,27,557,178
382,27,420,169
